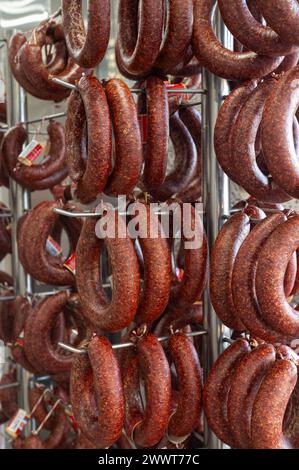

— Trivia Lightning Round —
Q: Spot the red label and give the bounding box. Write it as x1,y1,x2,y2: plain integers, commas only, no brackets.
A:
14,330,24,348
18,140,43,166
6,409,29,438
63,252,76,275
138,114,148,144
165,82,188,99
176,268,184,282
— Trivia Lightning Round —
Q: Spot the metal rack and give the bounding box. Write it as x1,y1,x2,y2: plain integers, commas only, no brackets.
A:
0,6,231,451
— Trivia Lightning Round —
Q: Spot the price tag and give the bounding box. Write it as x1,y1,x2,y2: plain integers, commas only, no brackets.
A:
14,330,24,348
6,409,29,438
138,114,148,144
46,236,62,257
176,267,184,282
63,252,76,275
18,140,43,166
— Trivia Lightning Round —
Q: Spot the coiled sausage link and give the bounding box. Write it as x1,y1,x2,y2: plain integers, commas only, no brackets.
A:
132,333,172,448
2,123,68,190
131,203,172,326
257,0,299,47
76,208,140,332
210,211,251,330
103,79,143,196
230,78,291,203
203,339,251,448
227,344,276,449
192,0,283,80
215,80,257,179
143,76,169,192
232,213,293,343
218,0,297,57
62,0,110,68
262,66,299,199
256,215,299,338
153,0,193,74
115,0,164,76
70,336,125,448
71,76,112,204
170,205,208,310
251,358,298,449
167,332,202,442
150,112,197,201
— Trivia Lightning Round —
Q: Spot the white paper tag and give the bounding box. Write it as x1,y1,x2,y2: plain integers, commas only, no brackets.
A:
6,409,29,438
18,140,43,166
46,236,62,257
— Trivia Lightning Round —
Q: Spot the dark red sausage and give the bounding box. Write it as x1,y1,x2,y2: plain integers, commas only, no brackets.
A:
62,0,110,68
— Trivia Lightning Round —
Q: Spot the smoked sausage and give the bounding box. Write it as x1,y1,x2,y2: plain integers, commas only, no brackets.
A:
62,0,110,68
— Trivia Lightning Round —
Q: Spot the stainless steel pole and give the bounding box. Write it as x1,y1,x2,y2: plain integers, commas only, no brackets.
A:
202,8,231,450
4,31,32,428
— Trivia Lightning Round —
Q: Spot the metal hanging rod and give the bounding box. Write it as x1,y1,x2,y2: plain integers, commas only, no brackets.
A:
0,212,12,218
27,283,112,299
53,207,172,218
58,330,207,355
0,382,19,390
51,77,206,95
27,131,49,136
0,295,16,301
23,112,66,126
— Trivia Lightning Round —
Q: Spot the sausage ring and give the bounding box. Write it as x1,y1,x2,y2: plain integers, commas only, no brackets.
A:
153,0,193,74
227,343,276,449
167,332,202,442
214,80,257,179
232,212,294,343
2,121,67,190
65,76,112,204
262,66,299,199
192,0,283,80
70,335,125,448
218,0,297,57
210,211,251,330
150,112,197,201
129,203,172,326
230,79,292,203
203,339,251,448
251,358,299,449
256,215,299,338
17,201,81,286
103,79,143,196
131,333,172,448
142,76,169,192
76,207,140,332
115,0,164,76
170,205,208,310
62,0,110,68
257,0,299,47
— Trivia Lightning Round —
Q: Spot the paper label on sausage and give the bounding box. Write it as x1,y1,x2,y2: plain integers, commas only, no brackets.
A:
176,267,184,282
138,114,148,144
14,330,24,348
18,140,43,166
46,236,62,257
63,252,76,275
64,405,79,431
6,409,29,438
